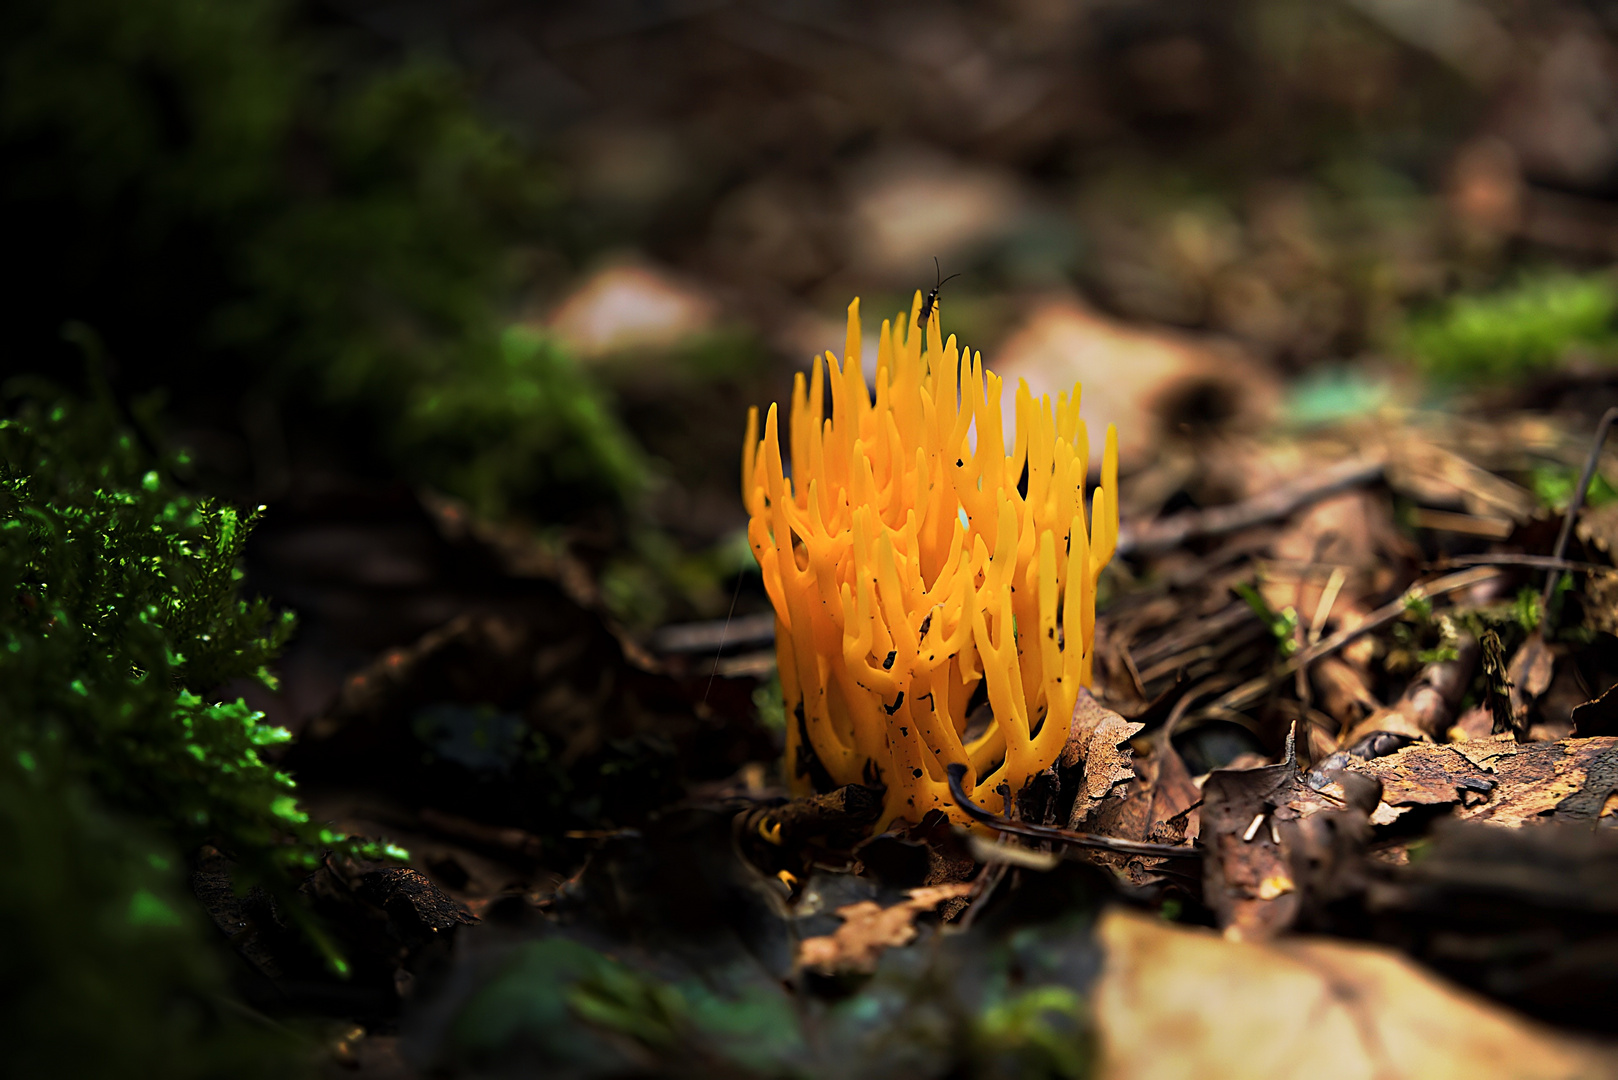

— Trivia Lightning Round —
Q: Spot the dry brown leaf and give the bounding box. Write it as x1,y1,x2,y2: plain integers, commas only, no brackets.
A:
1585,571,1618,638
546,260,717,358
1092,739,1202,844
1085,738,1203,887
1448,703,1496,742
1310,656,1380,731
1260,489,1413,621
1093,908,1618,1080
991,297,1277,470
795,883,973,974
1062,689,1146,828
1200,745,1376,940
1577,502,1618,555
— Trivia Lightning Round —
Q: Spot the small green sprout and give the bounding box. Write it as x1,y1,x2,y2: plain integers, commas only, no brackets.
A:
1235,583,1300,657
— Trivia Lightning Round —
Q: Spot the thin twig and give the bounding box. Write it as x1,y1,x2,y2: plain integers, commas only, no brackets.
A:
653,611,775,653
1116,456,1385,558
1543,406,1618,616
954,855,1012,932
1308,566,1348,647
704,573,747,704
945,764,1201,859
1437,553,1613,575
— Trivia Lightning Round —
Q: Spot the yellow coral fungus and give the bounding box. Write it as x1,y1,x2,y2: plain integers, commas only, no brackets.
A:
743,294,1119,832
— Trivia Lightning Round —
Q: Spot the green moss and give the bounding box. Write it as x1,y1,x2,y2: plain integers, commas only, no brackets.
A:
0,382,404,1071
752,671,787,733
972,985,1091,1079
1404,273,1618,382
1233,583,1300,657
399,326,646,523
0,386,381,872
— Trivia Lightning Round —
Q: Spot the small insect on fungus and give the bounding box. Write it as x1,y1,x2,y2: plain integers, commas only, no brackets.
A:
918,257,960,332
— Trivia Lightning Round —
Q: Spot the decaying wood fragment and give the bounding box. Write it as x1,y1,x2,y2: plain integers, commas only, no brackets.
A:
1342,735,1618,828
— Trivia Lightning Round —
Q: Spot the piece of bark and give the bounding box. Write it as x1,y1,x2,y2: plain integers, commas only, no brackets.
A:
1367,819,1618,1032
1346,735,1618,828
353,866,479,939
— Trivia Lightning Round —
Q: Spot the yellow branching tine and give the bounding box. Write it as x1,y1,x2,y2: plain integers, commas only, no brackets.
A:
1012,381,1033,492
845,298,862,384
876,317,892,393
1064,512,1087,692
743,406,760,508
916,664,969,778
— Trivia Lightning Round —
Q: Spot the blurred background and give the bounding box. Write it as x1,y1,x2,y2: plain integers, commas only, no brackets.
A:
8,0,1618,720
17,4,1618,1075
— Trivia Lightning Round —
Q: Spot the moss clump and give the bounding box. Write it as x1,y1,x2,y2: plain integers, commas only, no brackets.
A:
1404,273,1618,382
0,383,388,878
400,326,647,523
0,381,404,1072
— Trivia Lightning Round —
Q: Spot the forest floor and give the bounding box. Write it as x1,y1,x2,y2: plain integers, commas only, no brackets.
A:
229,363,1618,1080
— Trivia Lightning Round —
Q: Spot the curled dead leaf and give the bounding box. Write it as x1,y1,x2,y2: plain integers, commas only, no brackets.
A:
795,883,974,974
1506,632,1557,740
1571,683,1618,737
1063,689,1146,828
1341,635,1478,746
1202,737,1380,940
